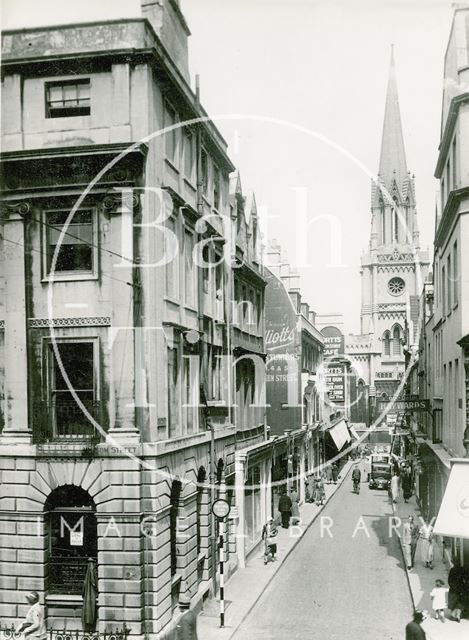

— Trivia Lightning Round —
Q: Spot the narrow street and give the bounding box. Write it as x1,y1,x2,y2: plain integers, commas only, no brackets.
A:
233,468,413,640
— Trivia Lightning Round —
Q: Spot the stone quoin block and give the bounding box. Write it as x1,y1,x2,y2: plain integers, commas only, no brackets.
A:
0,603,18,618
0,498,16,511
0,547,17,562
15,458,37,471
99,550,141,565
16,520,42,536
0,575,17,590
18,578,44,591
0,458,15,470
16,498,45,512
98,593,124,608
0,520,16,534
98,537,125,552
2,470,30,484
97,564,123,580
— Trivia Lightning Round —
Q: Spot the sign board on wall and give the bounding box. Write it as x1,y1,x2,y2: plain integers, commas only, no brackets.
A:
325,364,345,402
264,268,301,435
321,326,345,403
321,325,345,358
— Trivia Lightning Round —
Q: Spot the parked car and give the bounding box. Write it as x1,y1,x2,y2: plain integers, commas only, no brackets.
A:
369,461,392,490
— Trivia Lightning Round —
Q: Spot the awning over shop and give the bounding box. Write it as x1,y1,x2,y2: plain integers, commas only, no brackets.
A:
433,461,469,539
328,419,351,451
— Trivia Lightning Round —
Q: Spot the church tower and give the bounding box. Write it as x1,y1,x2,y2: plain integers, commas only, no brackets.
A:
356,48,430,404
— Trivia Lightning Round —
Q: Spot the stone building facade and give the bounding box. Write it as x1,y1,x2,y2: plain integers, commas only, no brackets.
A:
0,3,268,637
416,6,469,567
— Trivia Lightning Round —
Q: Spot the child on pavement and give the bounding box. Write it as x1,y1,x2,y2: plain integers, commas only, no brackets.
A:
430,579,448,622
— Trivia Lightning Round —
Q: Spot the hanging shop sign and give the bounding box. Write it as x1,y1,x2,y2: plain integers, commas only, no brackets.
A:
325,364,345,402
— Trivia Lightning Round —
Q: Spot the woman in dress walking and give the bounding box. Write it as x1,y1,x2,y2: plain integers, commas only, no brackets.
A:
419,517,434,569
390,471,400,503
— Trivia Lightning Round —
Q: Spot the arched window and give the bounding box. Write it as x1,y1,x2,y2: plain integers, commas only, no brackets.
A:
383,331,391,356
393,325,402,356
379,199,385,244
45,485,97,595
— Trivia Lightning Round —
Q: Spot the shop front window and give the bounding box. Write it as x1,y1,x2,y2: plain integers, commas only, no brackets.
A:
244,465,261,549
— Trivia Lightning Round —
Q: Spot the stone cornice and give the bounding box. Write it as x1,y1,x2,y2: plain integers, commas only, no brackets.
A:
435,92,469,178
435,186,469,249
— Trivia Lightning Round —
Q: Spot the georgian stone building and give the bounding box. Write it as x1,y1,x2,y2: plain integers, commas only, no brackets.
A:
421,6,469,566
346,50,430,426
0,2,267,637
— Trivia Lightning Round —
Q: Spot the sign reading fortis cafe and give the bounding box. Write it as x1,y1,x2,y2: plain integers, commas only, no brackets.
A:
321,326,345,403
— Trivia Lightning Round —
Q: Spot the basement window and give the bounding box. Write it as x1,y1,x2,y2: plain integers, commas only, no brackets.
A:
45,79,91,118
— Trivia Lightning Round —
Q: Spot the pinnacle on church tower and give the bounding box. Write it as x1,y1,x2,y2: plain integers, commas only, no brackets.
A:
378,45,408,193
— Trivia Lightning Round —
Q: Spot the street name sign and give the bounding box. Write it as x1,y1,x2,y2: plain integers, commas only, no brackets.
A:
212,499,230,520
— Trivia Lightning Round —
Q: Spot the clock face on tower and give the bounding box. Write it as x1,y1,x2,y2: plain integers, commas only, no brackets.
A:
388,276,405,296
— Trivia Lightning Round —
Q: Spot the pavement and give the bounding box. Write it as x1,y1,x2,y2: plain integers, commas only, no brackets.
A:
198,460,354,640
198,460,413,640
393,492,469,640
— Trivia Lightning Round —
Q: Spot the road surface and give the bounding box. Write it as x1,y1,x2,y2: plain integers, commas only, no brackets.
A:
233,468,413,640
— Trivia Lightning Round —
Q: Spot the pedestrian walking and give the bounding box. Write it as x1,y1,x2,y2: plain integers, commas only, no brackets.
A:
402,466,413,503
305,473,315,502
278,489,292,529
15,592,47,640
290,488,300,524
405,610,427,639
331,462,338,484
430,579,448,622
448,556,466,622
315,474,325,506
262,517,278,564
176,595,198,640
410,516,420,566
390,471,400,503
403,516,414,569
325,464,333,484
419,518,434,569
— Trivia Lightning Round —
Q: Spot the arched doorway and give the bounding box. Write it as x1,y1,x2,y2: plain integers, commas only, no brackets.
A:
44,486,97,595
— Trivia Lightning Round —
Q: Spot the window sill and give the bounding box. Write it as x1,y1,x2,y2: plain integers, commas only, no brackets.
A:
165,158,180,174
164,295,181,306
46,594,83,605
183,303,198,313
42,272,98,283
183,177,196,192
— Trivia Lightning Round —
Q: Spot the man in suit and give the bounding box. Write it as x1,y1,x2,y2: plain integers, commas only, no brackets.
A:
405,610,426,640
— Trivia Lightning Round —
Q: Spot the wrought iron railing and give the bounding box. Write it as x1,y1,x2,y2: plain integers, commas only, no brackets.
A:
0,624,130,640
32,401,103,444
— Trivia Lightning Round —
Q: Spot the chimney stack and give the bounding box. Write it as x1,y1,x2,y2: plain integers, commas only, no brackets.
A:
141,0,191,83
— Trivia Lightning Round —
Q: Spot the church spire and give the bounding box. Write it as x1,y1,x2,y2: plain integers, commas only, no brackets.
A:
378,46,408,192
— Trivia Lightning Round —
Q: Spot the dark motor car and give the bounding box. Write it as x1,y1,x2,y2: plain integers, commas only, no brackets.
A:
369,461,392,490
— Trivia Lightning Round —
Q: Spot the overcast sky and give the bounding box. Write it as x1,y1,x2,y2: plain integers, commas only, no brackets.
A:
1,0,455,332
